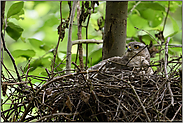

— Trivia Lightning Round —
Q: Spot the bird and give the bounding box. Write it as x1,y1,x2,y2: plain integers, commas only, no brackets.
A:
89,41,154,75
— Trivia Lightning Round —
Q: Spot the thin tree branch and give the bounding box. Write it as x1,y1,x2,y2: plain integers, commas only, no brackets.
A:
85,8,91,69
2,81,28,85
36,112,78,122
77,1,84,71
128,81,151,122
163,1,170,32
165,37,174,106
170,104,182,121
66,1,78,74
51,1,63,77
1,32,21,82
1,1,6,30
19,100,34,121
72,39,103,45
164,37,170,79
1,61,16,81
154,44,182,48
128,1,141,15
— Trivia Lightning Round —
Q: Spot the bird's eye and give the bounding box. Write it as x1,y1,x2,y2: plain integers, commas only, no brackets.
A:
134,45,139,49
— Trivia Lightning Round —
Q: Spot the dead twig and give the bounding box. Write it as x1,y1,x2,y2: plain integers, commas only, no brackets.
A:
77,1,84,71
128,81,151,122
165,37,174,106
66,1,78,74
128,1,141,15
163,1,170,32
51,2,63,77
36,112,78,122
72,39,103,45
170,104,182,121
2,81,28,85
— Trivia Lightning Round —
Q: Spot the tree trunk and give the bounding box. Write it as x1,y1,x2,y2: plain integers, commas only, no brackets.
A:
102,1,128,60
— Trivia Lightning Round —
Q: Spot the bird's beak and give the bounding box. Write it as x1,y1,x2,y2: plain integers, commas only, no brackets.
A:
127,46,132,52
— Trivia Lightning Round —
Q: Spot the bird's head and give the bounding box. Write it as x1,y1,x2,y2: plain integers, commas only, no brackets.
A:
126,41,150,61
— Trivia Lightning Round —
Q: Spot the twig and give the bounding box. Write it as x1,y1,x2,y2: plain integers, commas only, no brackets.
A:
35,69,98,95
25,64,31,82
73,100,81,120
53,55,67,72
1,89,17,106
170,104,182,121
51,2,63,76
128,81,151,122
2,81,28,85
1,1,5,27
85,8,91,69
19,100,34,121
72,61,82,72
72,39,103,45
36,112,78,122
128,1,141,15
45,68,51,79
66,1,78,74
1,32,21,82
113,94,123,120
1,61,16,81
28,79,36,96
154,44,182,48
165,37,174,106
135,27,160,45
77,1,84,70
164,37,170,78
93,91,100,112
72,62,90,90
163,1,170,32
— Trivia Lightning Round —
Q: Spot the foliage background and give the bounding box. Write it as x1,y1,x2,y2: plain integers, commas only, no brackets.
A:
1,0,182,104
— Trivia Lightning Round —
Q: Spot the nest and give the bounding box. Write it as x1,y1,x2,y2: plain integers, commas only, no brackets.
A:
1,57,182,122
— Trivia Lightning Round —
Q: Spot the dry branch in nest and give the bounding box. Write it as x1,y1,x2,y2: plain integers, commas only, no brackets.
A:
1,56,182,122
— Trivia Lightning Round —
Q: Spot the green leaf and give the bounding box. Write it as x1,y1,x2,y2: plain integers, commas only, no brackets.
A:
137,2,165,11
39,44,51,51
7,2,24,18
41,71,48,76
12,49,36,59
28,38,52,51
169,15,180,33
138,6,164,28
6,22,23,41
28,38,44,48
41,57,52,68
138,34,157,44
128,14,148,29
127,18,137,37
170,1,182,12
168,47,182,56
165,31,180,39
11,9,24,20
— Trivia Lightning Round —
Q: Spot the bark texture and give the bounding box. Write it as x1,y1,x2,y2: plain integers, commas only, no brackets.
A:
102,1,128,60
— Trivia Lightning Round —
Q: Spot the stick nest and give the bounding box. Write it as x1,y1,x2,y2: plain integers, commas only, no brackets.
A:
1,57,182,122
